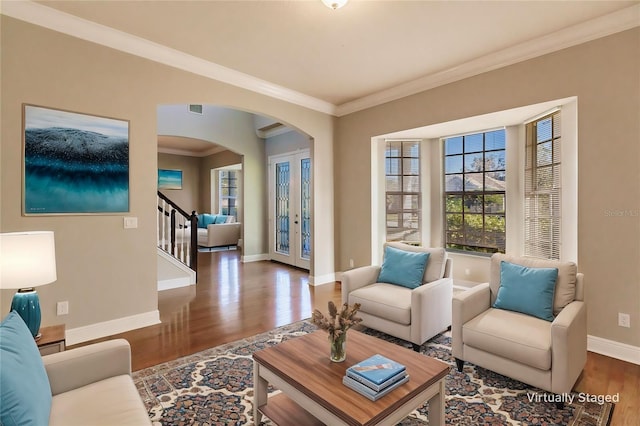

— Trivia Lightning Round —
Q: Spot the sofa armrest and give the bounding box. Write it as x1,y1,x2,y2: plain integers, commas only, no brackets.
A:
43,339,132,396
451,282,491,358
410,277,453,343
412,277,453,312
204,222,241,247
550,300,587,393
341,265,381,304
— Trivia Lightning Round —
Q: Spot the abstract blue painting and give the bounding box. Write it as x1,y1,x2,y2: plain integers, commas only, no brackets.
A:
158,169,182,190
23,105,129,214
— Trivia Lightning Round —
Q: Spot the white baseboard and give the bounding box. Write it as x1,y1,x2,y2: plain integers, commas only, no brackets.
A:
241,253,269,263
158,277,195,291
588,335,640,365
66,310,160,346
309,272,336,286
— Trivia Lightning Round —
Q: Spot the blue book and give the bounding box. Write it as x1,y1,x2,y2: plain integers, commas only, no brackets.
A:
342,374,409,401
346,354,406,385
346,364,409,392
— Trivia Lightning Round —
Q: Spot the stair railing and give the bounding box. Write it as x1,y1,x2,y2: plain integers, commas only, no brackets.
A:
157,191,198,276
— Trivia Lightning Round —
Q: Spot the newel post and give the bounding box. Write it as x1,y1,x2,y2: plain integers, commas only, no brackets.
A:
190,211,198,277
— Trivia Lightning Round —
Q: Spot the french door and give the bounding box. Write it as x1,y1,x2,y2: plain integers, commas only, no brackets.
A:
268,151,311,270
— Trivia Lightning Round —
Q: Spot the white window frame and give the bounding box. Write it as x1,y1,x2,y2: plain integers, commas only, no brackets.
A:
371,98,578,266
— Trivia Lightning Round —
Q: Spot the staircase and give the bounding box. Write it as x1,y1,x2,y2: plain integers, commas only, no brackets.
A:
157,192,198,290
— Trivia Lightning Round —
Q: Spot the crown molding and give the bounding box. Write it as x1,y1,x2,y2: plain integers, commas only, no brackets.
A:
335,4,639,116
256,125,293,139
3,1,638,118
158,146,227,158
1,0,337,116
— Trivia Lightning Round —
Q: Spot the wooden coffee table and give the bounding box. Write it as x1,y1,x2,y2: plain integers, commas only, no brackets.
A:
253,330,449,426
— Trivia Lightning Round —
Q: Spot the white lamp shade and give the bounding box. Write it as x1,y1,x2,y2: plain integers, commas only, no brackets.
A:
0,231,57,289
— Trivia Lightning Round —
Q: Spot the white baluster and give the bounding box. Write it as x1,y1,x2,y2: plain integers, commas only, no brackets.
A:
157,196,161,248
162,200,167,251
184,218,191,266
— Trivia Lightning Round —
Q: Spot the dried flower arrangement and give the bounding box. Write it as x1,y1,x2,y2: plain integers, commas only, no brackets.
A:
311,301,363,362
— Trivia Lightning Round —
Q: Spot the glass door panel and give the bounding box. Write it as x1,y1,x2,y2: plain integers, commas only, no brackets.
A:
269,151,311,270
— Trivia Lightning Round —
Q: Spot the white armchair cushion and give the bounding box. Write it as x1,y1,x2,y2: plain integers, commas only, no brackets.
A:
349,283,412,325
462,308,552,370
49,375,150,426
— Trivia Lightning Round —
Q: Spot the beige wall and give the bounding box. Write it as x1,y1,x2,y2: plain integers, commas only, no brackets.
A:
157,153,200,213
265,130,311,157
199,150,243,216
335,29,640,346
0,17,335,336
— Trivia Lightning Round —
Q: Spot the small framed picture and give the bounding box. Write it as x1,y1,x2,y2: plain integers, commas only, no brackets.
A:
158,169,183,190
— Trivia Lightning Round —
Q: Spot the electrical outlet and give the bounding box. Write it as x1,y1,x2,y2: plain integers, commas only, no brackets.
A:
349,259,354,268
465,268,471,276
618,312,630,328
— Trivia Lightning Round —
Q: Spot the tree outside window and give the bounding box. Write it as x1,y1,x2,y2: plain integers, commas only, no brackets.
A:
444,129,506,254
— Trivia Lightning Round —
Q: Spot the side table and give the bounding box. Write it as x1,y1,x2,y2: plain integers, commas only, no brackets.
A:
37,324,66,356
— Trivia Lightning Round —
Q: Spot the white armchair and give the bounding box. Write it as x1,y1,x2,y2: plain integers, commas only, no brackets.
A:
341,242,453,351
452,253,586,404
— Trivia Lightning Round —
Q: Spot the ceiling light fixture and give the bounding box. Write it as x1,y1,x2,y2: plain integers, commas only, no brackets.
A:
322,0,348,10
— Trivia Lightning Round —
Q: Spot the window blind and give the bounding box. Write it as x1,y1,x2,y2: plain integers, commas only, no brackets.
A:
524,111,561,260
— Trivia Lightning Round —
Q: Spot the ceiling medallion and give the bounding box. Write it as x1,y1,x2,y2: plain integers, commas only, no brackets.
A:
322,0,348,10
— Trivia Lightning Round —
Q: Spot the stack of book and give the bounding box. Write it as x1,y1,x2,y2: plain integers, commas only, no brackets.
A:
343,354,409,401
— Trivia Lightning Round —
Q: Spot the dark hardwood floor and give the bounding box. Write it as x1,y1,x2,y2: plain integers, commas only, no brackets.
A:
74,250,339,371
76,249,639,425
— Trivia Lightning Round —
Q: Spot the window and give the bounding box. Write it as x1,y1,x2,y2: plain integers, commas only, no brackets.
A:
524,112,561,260
219,170,238,219
385,140,420,244
444,129,506,254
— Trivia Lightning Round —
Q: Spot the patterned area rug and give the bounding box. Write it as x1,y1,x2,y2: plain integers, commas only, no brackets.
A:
134,321,613,425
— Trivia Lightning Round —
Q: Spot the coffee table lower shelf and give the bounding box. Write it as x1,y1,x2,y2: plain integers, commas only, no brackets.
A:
259,393,324,426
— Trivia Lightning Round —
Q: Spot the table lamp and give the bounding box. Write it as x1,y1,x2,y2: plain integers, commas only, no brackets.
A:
0,231,57,339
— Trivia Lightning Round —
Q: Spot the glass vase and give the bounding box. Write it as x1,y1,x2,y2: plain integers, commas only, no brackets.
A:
329,332,347,362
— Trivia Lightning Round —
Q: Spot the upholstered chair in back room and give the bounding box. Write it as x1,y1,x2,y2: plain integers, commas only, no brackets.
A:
342,242,453,352
452,253,586,406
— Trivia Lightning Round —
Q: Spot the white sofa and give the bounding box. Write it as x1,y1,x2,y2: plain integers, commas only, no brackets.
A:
196,222,241,248
170,215,241,248
1,310,149,426
44,339,151,426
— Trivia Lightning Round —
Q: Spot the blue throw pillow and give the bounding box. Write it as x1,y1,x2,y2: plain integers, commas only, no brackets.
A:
214,215,229,224
377,246,430,289
493,261,558,321
197,214,216,229
0,311,52,426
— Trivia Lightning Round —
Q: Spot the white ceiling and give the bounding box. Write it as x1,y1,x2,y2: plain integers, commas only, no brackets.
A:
4,1,638,153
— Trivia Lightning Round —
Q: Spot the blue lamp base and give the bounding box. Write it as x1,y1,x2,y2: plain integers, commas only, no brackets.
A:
10,288,42,339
